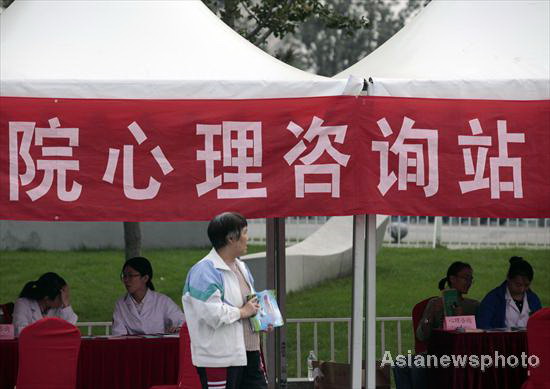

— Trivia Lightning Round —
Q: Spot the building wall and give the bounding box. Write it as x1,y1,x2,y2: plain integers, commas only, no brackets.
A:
0,221,210,250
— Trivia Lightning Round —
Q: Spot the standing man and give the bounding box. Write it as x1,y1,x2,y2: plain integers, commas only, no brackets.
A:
183,212,267,389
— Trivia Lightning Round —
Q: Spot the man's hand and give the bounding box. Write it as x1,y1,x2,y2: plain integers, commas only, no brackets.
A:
166,326,180,334
240,297,260,319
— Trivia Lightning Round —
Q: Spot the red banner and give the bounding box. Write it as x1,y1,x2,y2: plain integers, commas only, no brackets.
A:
1,96,549,220
0,96,364,221
358,97,550,218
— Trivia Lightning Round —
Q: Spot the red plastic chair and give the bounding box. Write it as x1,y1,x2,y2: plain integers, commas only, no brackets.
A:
151,324,201,389
17,317,81,389
521,308,550,389
412,297,435,354
0,302,14,324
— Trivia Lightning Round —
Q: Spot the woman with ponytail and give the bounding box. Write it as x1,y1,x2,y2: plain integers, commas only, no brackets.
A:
12,272,78,336
477,256,541,329
416,261,479,341
111,256,185,335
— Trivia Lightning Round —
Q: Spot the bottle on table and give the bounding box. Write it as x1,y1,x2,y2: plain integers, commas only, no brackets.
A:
307,350,317,381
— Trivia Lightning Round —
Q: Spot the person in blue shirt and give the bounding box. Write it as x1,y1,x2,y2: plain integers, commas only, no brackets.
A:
477,256,542,329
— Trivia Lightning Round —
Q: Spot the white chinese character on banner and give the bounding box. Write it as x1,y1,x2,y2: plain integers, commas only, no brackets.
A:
196,121,266,199
9,117,82,202
458,118,525,199
102,121,174,200
372,117,438,197
283,116,350,198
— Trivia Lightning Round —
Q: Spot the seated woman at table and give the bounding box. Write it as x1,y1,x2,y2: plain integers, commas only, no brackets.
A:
13,272,78,336
477,256,541,329
112,256,185,335
416,261,479,342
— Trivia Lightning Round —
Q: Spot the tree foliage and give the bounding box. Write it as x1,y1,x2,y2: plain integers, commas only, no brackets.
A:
203,0,429,76
279,0,430,76
1,0,13,9
203,0,369,47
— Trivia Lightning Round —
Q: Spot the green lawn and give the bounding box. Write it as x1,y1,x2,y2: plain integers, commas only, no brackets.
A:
1,246,548,378
0,246,265,322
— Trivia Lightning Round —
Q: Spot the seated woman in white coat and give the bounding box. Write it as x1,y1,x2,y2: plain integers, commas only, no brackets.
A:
112,256,185,336
13,272,78,336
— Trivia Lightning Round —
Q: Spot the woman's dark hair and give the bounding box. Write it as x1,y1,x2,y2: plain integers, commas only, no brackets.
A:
438,261,472,290
19,272,67,301
207,212,248,250
122,256,155,291
507,256,534,282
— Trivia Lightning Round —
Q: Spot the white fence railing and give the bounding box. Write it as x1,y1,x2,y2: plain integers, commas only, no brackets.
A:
286,317,411,380
77,321,112,335
385,217,550,248
247,216,550,248
247,216,329,244
76,317,412,380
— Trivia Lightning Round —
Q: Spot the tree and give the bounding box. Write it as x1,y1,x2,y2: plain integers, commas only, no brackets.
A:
279,0,430,76
202,0,429,76
202,0,369,48
123,222,142,260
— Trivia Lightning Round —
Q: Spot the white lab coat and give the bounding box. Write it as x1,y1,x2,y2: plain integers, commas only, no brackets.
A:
504,287,531,328
12,297,78,336
111,289,185,335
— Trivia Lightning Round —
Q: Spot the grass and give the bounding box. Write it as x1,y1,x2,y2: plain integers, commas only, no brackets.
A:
0,246,266,322
1,246,548,378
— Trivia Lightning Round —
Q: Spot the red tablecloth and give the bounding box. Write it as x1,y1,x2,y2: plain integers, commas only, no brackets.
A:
428,330,528,389
0,337,179,389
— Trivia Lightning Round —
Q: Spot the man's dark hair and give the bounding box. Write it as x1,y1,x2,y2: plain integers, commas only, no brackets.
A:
507,256,534,282
19,272,67,301
122,256,155,291
438,261,472,290
207,212,248,250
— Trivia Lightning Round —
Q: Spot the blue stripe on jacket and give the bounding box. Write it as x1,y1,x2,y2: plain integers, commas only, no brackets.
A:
184,259,225,302
183,258,255,303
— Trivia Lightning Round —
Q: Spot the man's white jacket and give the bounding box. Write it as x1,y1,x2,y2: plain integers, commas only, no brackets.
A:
182,248,256,367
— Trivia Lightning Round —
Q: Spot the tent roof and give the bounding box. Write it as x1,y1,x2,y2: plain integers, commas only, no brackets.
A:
337,0,550,100
0,0,361,99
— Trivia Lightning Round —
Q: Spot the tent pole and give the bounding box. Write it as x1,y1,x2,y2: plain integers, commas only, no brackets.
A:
275,218,287,388
266,218,276,389
365,214,377,389
351,215,366,389
266,217,286,389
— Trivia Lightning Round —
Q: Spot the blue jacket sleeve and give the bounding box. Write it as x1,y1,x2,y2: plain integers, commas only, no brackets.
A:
477,291,498,329
528,290,542,312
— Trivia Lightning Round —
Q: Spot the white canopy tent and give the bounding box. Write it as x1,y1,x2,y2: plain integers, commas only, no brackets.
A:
337,0,550,387
338,0,550,100
1,1,363,388
1,0,362,99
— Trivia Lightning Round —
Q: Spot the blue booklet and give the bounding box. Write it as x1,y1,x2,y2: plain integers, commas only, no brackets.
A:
248,290,284,332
